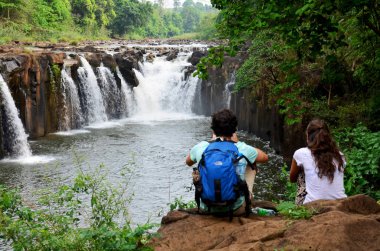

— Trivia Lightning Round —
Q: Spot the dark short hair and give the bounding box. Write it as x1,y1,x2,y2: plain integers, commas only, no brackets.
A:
211,109,237,137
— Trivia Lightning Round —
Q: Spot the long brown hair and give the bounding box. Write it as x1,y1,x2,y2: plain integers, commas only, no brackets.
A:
307,119,344,182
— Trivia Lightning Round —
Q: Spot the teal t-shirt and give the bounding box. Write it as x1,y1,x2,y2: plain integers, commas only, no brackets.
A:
190,140,258,212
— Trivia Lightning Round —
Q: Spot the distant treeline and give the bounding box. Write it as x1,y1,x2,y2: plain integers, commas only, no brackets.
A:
0,0,218,43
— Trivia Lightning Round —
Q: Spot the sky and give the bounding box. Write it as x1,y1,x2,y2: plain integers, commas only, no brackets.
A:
144,0,211,8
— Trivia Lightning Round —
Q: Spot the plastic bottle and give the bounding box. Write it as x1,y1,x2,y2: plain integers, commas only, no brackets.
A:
251,207,277,216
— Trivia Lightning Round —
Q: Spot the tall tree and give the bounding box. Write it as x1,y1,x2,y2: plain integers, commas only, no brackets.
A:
108,0,152,36
0,0,25,19
173,0,180,10
181,3,200,32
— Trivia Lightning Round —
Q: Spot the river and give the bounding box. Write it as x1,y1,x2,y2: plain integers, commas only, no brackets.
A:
0,45,285,227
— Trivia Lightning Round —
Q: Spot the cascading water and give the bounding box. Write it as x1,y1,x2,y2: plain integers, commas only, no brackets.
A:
223,72,236,109
117,67,134,117
60,67,84,130
77,56,107,124
132,52,200,118
97,63,126,119
0,74,32,158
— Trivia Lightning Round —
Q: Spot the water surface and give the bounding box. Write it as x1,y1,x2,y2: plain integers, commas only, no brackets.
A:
0,116,284,225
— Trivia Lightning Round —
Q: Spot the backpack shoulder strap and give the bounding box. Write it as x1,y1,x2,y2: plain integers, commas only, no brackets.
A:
236,154,257,171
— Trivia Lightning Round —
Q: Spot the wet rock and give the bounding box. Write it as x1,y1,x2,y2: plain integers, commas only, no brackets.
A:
166,49,179,61
0,52,66,142
188,51,207,66
183,65,196,80
84,53,102,68
146,53,155,63
102,54,117,71
114,50,143,87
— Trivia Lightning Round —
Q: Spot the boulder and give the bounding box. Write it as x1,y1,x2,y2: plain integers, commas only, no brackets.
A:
146,53,155,63
166,49,179,61
114,50,143,87
150,195,380,251
188,51,207,66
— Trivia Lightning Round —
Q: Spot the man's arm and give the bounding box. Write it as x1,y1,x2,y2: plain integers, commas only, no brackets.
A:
255,148,268,163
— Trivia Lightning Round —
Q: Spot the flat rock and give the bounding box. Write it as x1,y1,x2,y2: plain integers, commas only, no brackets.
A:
150,195,380,251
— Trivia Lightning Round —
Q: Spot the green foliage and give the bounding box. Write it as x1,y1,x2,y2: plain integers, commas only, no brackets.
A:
168,197,196,211
0,0,218,42
279,165,297,201
0,165,154,251
195,0,380,129
194,45,226,79
276,201,317,220
108,0,152,37
334,125,380,200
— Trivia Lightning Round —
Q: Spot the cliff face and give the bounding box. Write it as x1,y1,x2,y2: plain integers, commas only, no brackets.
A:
151,195,380,251
0,45,145,158
196,52,305,163
0,53,66,138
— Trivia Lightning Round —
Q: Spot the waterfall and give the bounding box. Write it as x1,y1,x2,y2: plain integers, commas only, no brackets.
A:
0,74,32,158
60,67,84,130
117,67,134,117
223,72,236,109
77,56,107,124
97,64,125,119
132,52,200,118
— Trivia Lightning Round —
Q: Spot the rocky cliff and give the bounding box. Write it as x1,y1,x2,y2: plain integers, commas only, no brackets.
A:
193,51,305,163
0,42,185,158
151,195,380,251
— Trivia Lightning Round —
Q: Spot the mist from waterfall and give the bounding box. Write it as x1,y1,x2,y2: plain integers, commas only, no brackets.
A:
132,52,200,119
0,74,32,158
60,67,84,131
77,56,107,124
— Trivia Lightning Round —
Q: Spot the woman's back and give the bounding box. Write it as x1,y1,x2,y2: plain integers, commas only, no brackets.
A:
293,147,347,204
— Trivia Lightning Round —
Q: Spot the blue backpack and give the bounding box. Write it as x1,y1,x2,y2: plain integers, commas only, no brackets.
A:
194,139,253,220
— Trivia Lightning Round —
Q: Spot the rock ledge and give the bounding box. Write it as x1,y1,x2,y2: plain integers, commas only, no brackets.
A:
151,195,380,251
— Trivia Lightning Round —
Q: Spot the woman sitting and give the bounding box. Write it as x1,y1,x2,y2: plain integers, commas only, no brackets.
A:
290,119,347,205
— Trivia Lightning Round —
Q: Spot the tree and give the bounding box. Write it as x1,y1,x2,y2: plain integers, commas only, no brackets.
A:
93,0,115,27
182,0,194,8
181,4,200,33
70,0,97,27
0,0,25,19
108,0,152,36
173,0,180,10
194,0,380,126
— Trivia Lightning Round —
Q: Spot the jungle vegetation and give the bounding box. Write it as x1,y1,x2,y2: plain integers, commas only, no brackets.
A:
0,0,218,43
196,0,380,200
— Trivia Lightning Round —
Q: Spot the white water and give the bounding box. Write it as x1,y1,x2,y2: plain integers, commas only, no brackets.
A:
0,74,32,158
77,56,107,124
223,72,236,108
97,64,125,118
117,67,134,117
132,52,200,119
60,67,84,130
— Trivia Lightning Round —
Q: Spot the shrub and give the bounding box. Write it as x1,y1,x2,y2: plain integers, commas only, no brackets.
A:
334,125,380,200
0,165,154,251
276,201,317,220
168,197,196,211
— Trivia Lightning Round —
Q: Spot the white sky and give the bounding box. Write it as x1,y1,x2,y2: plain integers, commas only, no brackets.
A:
143,0,211,8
